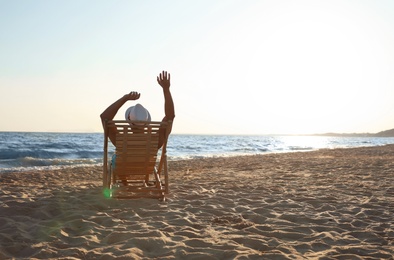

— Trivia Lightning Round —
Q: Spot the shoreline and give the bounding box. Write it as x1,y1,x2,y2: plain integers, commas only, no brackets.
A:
1,145,393,259
1,143,394,174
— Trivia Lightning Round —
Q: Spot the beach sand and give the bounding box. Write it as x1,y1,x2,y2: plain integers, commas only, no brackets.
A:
1,145,393,259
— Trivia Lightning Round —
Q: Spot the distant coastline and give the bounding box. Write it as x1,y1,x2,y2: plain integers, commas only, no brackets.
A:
312,128,394,137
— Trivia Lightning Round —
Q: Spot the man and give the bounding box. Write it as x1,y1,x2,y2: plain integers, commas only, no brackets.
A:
100,71,175,149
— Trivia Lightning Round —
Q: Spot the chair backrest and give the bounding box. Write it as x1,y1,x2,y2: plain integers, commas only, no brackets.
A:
104,120,172,181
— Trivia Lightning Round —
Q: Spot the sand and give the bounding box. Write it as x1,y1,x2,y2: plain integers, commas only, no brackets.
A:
0,145,393,259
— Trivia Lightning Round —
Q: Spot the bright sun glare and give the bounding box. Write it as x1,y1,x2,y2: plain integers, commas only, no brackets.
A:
172,0,393,135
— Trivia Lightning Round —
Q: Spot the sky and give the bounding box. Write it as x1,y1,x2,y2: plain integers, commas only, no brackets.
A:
1,0,394,135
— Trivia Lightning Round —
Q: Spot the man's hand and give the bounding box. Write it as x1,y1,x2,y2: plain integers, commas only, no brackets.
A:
157,71,171,89
124,91,140,100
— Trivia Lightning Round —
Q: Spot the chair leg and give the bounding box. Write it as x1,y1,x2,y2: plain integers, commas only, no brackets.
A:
153,168,165,199
144,172,150,185
107,162,112,188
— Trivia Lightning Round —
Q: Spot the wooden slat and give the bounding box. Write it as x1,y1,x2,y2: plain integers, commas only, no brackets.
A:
115,156,157,161
115,166,154,170
116,147,158,152
116,135,160,140
115,176,146,180
113,164,154,170
114,169,155,175
116,153,156,158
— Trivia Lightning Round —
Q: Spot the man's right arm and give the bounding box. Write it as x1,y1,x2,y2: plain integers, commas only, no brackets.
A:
100,92,141,145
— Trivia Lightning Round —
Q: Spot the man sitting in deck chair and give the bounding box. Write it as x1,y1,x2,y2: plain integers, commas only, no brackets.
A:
100,71,175,193
100,71,175,148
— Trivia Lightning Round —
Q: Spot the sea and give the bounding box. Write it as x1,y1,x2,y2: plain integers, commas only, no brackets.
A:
1,132,394,173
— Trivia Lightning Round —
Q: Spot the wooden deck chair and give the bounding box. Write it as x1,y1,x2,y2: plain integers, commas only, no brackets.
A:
103,120,172,200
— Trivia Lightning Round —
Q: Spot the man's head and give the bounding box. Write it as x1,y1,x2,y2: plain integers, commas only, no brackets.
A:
125,103,151,122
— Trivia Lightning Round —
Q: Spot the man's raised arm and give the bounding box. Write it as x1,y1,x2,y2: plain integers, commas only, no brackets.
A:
157,71,175,148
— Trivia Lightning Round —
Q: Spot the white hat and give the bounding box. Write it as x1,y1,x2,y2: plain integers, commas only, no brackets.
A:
125,104,151,121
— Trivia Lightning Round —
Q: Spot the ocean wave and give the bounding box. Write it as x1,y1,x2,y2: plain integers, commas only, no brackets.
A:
232,147,270,153
0,163,102,174
288,146,314,151
0,157,102,172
